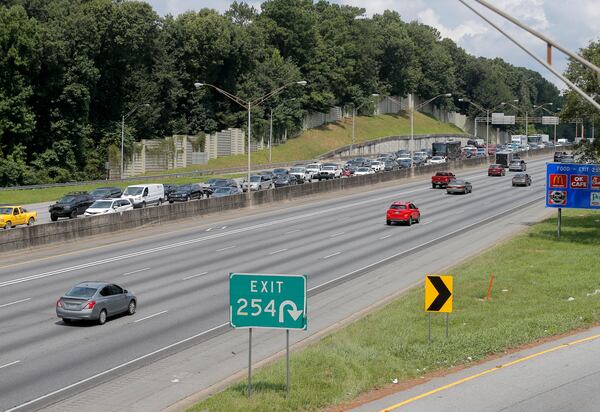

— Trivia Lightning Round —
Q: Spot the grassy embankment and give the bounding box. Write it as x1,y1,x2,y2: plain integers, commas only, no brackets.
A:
0,113,462,205
190,210,600,412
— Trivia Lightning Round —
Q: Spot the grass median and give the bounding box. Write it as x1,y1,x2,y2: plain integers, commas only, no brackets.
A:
189,209,600,412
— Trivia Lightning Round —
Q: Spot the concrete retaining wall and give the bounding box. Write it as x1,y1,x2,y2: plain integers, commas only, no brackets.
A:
0,149,552,252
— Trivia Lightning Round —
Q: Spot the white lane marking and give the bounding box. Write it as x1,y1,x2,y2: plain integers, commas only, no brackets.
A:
182,272,208,281
422,221,433,225
379,234,392,240
269,249,288,255
121,268,150,277
9,193,547,412
284,229,301,235
0,360,20,370
221,226,227,229
0,298,31,309
215,246,236,252
4,321,230,412
323,252,341,260
206,228,212,232
329,232,345,238
0,163,549,290
133,310,168,323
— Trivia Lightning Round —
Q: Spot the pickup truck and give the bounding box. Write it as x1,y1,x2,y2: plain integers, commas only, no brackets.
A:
315,164,342,180
431,172,456,188
0,205,37,229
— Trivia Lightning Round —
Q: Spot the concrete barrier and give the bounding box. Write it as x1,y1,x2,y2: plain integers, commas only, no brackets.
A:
0,148,553,252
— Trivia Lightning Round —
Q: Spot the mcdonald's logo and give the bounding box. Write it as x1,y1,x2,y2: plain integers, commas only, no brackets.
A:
549,174,567,188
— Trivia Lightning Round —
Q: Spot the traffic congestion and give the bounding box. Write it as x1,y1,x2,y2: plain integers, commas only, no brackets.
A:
1,140,573,228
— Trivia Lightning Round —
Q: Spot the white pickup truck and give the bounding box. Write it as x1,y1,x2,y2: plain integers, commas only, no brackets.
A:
305,163,322,181
315,164,342,180
289,166,309,182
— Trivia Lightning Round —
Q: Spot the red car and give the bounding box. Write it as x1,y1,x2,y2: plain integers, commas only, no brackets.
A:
386,202,421,226
488,164,506,176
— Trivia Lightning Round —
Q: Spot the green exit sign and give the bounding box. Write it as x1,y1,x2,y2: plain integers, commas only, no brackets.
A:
229,273,307,330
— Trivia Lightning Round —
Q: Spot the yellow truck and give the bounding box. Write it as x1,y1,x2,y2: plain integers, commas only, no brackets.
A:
0,205,37,229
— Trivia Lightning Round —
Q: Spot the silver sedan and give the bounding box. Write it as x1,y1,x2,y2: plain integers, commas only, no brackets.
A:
56,282,137,325
446,179,473,194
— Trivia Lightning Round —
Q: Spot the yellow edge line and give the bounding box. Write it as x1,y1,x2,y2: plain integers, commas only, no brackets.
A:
381,332,600,411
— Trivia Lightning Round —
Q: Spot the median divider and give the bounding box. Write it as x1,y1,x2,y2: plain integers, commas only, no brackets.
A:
0,149,552,252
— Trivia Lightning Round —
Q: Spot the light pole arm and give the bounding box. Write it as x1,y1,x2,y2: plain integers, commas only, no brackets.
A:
201,83,249,109
416,93,451,111
251,81,303,107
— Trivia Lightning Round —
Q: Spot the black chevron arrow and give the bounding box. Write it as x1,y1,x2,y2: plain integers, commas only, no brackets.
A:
427,276,451,311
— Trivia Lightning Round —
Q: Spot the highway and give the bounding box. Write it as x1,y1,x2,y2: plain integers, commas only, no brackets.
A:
0,157,551,411
353,326,600,412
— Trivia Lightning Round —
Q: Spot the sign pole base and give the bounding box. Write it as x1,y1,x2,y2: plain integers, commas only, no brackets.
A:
428,313,431,343
446,313,449,338
248,328,252,397
557,208,561,238
286,329,290,396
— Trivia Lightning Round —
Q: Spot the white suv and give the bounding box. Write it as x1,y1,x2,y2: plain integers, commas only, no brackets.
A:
315,164,342,180
305,163,322,181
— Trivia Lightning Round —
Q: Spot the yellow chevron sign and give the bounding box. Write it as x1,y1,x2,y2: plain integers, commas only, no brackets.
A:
425,275,453,313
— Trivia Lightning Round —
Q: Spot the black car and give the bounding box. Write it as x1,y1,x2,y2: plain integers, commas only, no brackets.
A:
49,192,95,221
272,168,289,177
163,184,179,200
168,184,204,203
88,187,122,200
274,174,299,188
554,151,568,162
207,178,238,190
397,158,412,169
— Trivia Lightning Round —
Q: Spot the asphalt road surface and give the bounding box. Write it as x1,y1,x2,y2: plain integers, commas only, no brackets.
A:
353,326,600,412
0,157,551,411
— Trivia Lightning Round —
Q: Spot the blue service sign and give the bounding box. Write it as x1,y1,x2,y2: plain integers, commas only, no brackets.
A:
546,163,600,209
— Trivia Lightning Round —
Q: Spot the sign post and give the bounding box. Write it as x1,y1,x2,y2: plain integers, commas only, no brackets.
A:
230,273,307,396
546,162,600,237
425,275,453,343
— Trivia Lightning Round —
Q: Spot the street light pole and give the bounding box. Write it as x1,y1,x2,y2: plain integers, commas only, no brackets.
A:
120,103,150,179
195,81,307,192
269,107,273,163
413,93,452,166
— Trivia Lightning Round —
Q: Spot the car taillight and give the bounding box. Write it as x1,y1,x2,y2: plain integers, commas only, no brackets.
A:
86,301,96,309
56,299,62,308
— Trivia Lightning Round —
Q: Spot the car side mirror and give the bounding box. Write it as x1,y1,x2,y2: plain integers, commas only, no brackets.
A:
123,289,128,294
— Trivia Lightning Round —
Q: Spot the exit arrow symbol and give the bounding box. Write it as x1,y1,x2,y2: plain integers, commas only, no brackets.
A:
279,300,303,323
427,276,451,311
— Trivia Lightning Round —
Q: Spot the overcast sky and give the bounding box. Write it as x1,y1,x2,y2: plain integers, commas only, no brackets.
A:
147,0,600,91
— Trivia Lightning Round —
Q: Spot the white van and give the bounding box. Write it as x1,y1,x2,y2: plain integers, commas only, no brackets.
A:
121,184,164,208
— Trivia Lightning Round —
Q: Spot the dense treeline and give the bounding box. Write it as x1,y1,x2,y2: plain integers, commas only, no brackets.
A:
0,0,560,185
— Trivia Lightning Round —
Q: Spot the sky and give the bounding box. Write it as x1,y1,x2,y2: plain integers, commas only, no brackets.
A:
147,0,600,91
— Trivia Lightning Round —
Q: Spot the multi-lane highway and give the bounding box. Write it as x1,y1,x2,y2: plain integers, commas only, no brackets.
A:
0,157,551,411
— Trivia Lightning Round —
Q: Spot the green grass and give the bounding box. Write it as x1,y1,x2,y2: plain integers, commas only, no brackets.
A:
1,113,461,204
0,174,245,205
189,210,600,412
149,112,464,173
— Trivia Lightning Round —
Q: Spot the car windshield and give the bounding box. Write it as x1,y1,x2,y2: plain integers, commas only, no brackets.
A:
90,189,110,196
177,185,192,191
514,174,526,178
250,176,261,182
123,187,143,196
450,180,465,185
323,166,335,170
290,168,304,173
211,179,228,186
306,164,319,169
390,204,407,210
273,169,287,173
357,167,369,172
90,200,112,208
0,208,12,214
58,196,76,203
214,187,230,194
489,164,501,168
66,286,97,298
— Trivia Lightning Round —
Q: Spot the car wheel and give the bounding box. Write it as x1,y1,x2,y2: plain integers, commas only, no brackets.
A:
169,200,174,204
69,210,77,219
98,309,107,325
407,217,412,226
50,214,58,222
158,198,163,205
186,196,190,202
432,184,436,189
127,300,136,316
141,202,146,209
386,220,391,226
27,217,34,226
416,215,420,223
4,221,11,230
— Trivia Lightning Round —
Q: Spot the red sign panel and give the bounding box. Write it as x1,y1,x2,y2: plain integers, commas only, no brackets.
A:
592,176,600,190
570,175,589,189
549,174,567,188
